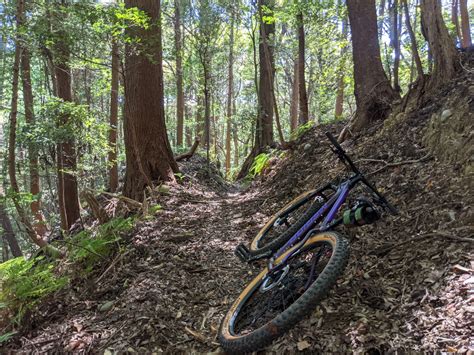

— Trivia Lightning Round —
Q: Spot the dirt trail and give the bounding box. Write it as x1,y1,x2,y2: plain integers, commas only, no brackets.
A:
10,154,473,353
7,67,474,352
9,177,276,353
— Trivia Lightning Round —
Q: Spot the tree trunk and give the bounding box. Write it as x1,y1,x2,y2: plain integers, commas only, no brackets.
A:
344,0,399,138
290,60,299,131
237,0,276,179
203,63,211,161
20,25,48,237
391,0,402,93
420,0,460,90
225,9,235,177
123,0,178,201
174,0,184,147
255,0,275,149
335,10,348,118
403,0,424,80
451,0,462,44
0,203,22,257
9,0,56,252
297,12,309,125
53,11,81,231
108,39,119,192
459,0,472,49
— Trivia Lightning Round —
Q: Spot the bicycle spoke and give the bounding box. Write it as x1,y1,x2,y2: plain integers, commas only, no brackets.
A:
232,242,333,335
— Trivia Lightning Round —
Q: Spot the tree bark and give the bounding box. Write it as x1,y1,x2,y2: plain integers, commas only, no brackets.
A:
335,10,348,118
237,0,276,179
174,0,184,147
391,0,402,92
9,0,57,253
451,0,462,44
53,8,81,231
420,0,460,90
402,0,424,80
255,0,275,149
225,9,235,177
0,203,22,257
123,0,178,201
297,12,309,125
19,10,48,237
343,0,399,139
459,0,472,48
290,60,299,131
108,39,119,192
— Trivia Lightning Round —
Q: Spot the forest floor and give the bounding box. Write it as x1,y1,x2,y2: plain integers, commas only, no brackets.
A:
5,57,474,353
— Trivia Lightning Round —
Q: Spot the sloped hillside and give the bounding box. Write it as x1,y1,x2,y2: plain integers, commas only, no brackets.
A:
3,56,473,354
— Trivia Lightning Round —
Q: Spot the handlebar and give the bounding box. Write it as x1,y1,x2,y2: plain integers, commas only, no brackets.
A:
325,131,399,216
325,132,360,174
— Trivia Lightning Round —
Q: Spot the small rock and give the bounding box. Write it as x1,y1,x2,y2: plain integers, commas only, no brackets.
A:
303,143,312,151
98,301,114,312
469,85,474,96
440,109,452,122
158,184,170,194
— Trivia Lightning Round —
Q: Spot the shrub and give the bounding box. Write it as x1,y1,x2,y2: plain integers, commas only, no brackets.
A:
0,256,68,325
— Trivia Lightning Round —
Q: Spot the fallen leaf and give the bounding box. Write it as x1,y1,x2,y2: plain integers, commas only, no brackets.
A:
297,340,311,351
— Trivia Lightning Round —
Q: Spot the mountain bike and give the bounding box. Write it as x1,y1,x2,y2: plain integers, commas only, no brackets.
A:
218,132,398,353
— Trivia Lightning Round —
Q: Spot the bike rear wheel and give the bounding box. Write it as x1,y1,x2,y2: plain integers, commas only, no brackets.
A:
219,231,349,353
249,190,323,255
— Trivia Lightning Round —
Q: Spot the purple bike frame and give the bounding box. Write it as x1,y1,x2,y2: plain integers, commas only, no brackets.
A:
270,181,351,270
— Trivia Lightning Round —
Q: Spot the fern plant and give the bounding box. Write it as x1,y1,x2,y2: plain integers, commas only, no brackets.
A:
0,257,68,324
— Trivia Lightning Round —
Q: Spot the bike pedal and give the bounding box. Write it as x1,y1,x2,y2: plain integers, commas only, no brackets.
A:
234,244,272,263
235,244,251,263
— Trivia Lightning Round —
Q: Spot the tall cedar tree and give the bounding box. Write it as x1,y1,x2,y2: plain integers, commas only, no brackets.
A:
451,0,462,43
290,60,299,131
174,0,184,147
20,1,48,237
402,0,424,81
53,2,81,231
108,39,119,192
9,0,58,254
123,0,178,201
343,0,399,139
0,202,22,257
297,12,309,125
256,0,275,148
225,8,235,177
420,0,459,90
335,9,348,118
237,0,275,179
459,0,471,49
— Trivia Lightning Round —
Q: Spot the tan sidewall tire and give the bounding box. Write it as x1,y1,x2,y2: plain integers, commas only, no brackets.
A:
220,231,349,353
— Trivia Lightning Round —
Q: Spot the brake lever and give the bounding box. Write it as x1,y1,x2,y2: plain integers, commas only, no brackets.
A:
363,182,399,216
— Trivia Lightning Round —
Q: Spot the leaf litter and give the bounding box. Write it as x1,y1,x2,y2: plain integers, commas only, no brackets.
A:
3,61,474,353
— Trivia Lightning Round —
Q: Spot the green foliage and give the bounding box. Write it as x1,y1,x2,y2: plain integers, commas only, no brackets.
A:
0,331,18,344
68,217,134,271
249,152,270,178
149,204,162,215
291,120,315,140
0,257,68,324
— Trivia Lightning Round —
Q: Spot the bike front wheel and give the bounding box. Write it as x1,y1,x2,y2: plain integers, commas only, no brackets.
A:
249,190,323,255
219,231,349,353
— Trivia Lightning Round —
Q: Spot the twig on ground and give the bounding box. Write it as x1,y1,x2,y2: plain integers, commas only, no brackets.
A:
96,250,130,284
367,154,432,176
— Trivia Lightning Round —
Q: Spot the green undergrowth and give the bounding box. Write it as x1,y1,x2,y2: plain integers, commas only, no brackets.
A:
290,120,315,140
0,216,135,338
68,216,135,272
248,150,287,179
